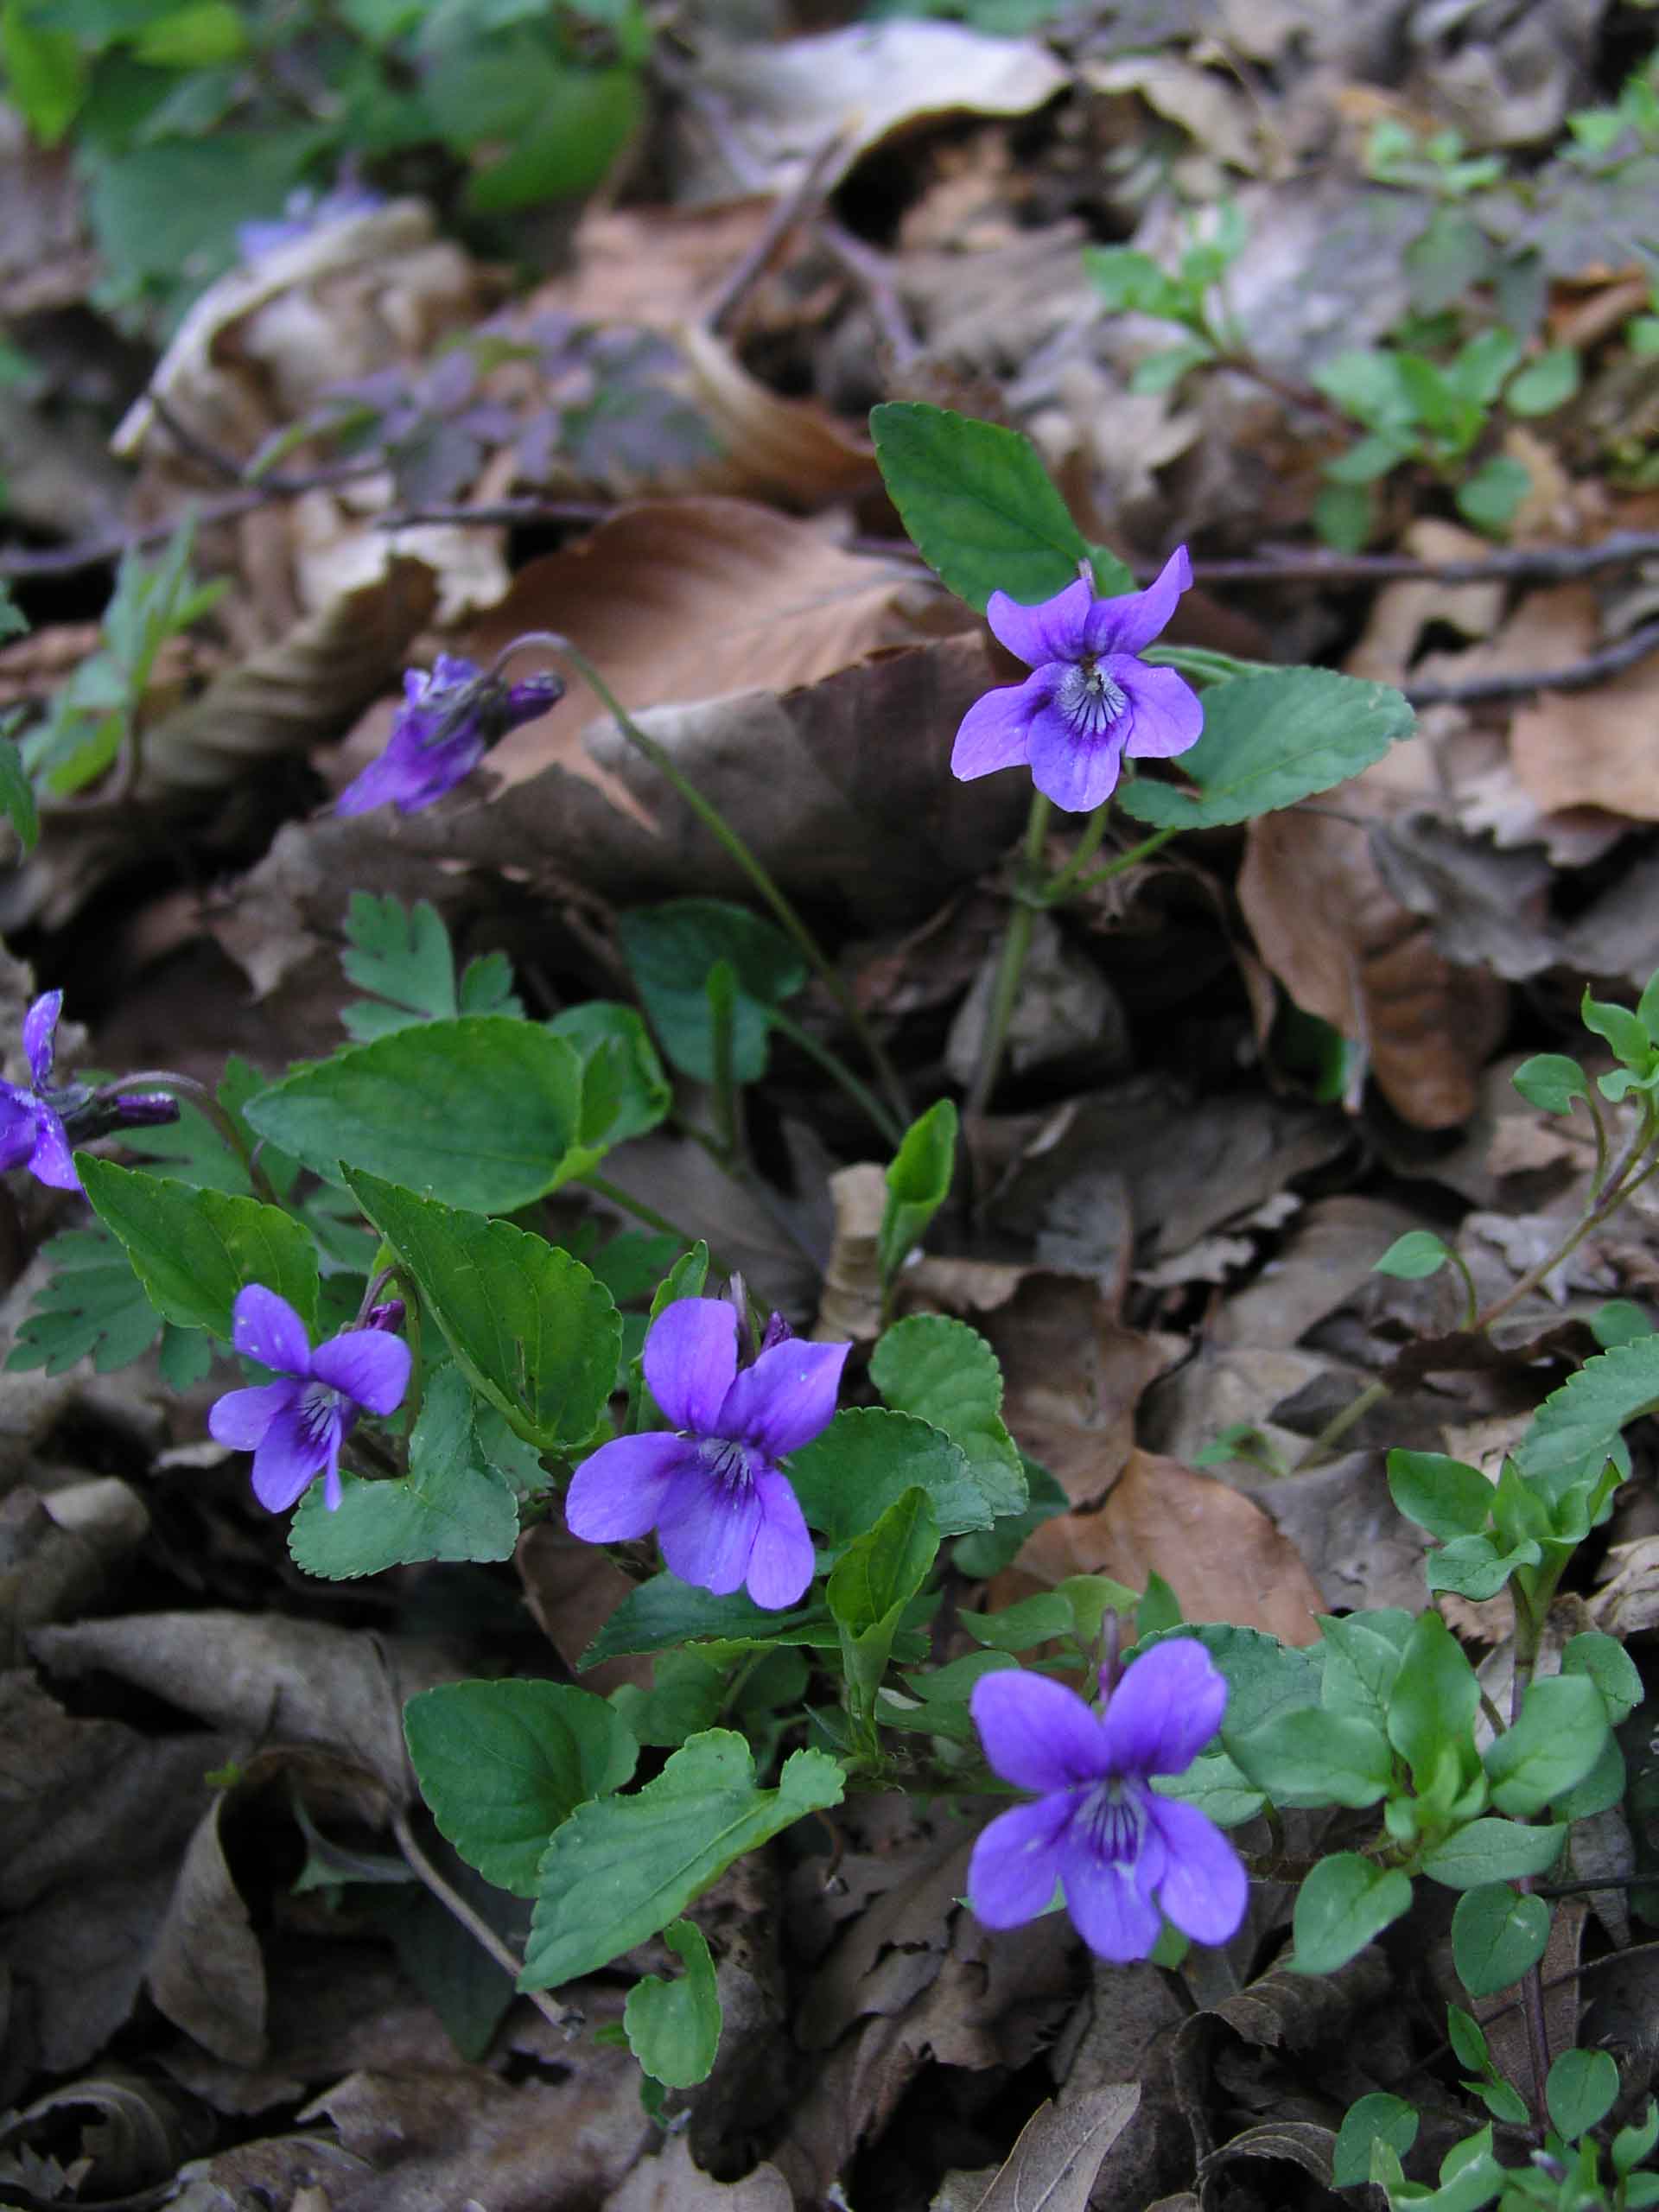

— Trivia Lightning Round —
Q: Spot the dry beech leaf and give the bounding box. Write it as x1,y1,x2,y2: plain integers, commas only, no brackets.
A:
536,202,780,330
813,1163,889,1344
517,1522,652,1695
1508,620,1659,824
678,22,1068,199
148,1796,265,2069
669,320,874,507
972,2088,1141,2212
1238,786,1508,1128
1007,1450,1325,1645
604,2134,793,2211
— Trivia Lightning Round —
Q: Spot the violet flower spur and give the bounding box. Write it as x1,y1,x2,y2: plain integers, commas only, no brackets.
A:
564,1297,849,1610
968,1637,1248,1964
334,654,563,817
207,1285,411,1516
952,549,1204,813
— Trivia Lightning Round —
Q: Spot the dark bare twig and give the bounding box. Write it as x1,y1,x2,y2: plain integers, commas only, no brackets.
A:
702,128,850,333
1187,530,1659,588
1403,617,1659,706
372,498,609,532
150,391,383,498
816,217,922,365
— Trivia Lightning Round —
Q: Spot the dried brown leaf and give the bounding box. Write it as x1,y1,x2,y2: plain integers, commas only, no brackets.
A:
148,1796,265,2068
971,2087,1140,2212
604,2134,792,2211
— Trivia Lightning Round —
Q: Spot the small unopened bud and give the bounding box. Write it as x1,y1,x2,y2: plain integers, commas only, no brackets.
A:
760,1310,793,1353
365,1299,406,1334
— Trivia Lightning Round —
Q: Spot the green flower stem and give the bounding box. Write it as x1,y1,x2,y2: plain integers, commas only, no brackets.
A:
105,1069,277,1205
582,1173,705,1253
496,632,911,1129
1048,823,1179,904
966,791,1050,1118
1476,1102,1659,1332
767,1005,904,1147
706,957,746,1168
1297,1376,1389,1466
1509,1580,1554,2135
1036,802,1110,904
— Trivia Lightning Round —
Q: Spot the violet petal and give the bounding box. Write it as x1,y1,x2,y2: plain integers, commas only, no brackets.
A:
26,1109,79,1192
1059,1835,1165,1962
249,1397,335,1513
22,991,60,1090
565,1430,694,1541
231,1285,313,1378
745,1466,816,1609
1147,1794,1249,1945
986,578,1094,666
950,671,1047,781
0,1089,38,1173
1096,1638,1226,1776
1081,547,1192,658
967,1796,1073,1927
718,1336,848,1460
970,1669,1111,1791
209,1379,301,1451
643,1298,738,1433
312,1327,412,1416
657,1463,760,1597
1118,662,1205,760
1025,697,1126,813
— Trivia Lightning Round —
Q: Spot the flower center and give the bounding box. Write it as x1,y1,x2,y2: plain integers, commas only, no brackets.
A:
1077,1777,1147,1866
298,1379,346,1445
698,1436,757,1497
1056,660,1128,738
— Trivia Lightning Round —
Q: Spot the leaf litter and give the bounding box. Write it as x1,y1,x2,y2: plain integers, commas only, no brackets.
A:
8,3,1659,2206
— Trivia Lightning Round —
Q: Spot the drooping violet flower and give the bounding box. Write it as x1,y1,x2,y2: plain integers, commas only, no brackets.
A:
208,1286,411,1515
0,992,92,1192
335,655,564,817
238,181,386,264
564,1297,848,1610
968,1637,1248,1963
952,550,1204,813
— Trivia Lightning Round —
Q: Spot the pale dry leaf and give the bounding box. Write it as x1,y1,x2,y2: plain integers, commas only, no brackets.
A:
671,319,875,507
603,2134,792,2212
1007,1449,1326,1644
813,1163,888,1344
677,22,1068,200
1343,519,1503,685
1510,650,1659,823
517,1524,653,1696
971,2087,1141,2212
536,201,779,331
1084,54,1267,172
147,1797,266,2069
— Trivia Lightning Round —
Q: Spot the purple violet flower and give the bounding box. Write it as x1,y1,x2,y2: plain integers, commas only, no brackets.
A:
335,654,564,817
207,1285,411,1515
0,992,84,1192
968,1637,1248,1963
952,550,1205,813
564,1297,849,1610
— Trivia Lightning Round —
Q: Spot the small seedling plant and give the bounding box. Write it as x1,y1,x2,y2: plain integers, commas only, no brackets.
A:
7,399,1658,2200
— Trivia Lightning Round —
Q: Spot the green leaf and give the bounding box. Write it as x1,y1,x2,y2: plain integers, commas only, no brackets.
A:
522,1731,844,1987
879,1098,957,1282
545,1001,671,1174
1506,346,1580,417
608,1649,727,1749
1150,1747,1265,1828
1451,1883,1551,1996
1143,1623,1320,1746
1387,1450,1495,1541
624,1919,721,2088
1312,481,1376,552
289,1363,520,1578
1313,347,1414,432
1229,1707,1394,1808
1319,1612,1410,1732
1387,1611,1479,1793
3,1224,160,1375
1114,668,1415,830
1513,1337,1659,1496
963,1592,1076,1651
827,1486,938,1641
404,1675,638,1896
1332,2094,1420,2190
1129,339,1216,394
344,1169,619,1452
1425,1533,1541,1600
582,1574,848,1667
1374,1230,1453,1281
1545,2048,1618,2142
1418,1819,1567,1890
77,1155,318,1340
0,0,86,143
340,893,524,1040
1583,988,1651,1067
1456,455,1532,536
1291,1853,1413,1974
1612,2100,1659,2178
868,1315,1026,1522
788,1406,992,1542
1484,1673,1609,1816
617,900,804,1084
1562,1630,1643,1725
869,402,1090,613
1081,245,1189,321
0,728,38,855
244,1018,583,1215
1511,1052,1589,1113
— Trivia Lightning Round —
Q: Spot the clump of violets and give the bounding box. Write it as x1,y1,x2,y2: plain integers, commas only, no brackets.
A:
208,1285,411,1515
565,1296,849,1610
0,991,179,1194
335,654,564,817
968,1637,1248,1963
952,550,1204,813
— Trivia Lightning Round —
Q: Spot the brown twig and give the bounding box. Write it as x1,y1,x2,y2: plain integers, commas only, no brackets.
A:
702,127,850,333
1188,530,1659,588
1403,616,1659,706
372,498,609,532
816,217,922,366
391,1805,573,2033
